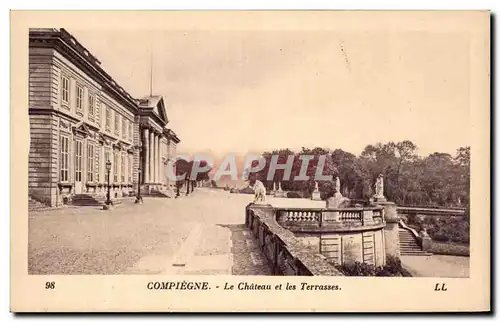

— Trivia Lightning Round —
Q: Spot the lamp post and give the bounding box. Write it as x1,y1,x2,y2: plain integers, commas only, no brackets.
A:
103,160,113,210
135,166,143,204
185,176,190,196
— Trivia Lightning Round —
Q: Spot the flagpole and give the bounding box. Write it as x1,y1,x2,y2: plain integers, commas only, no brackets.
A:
149,43,153,97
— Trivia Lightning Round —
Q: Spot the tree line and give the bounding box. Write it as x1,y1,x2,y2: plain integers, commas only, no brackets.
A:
251,141,470,208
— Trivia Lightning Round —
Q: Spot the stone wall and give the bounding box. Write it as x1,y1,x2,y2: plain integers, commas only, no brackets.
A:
245,204,343,276
28,113,59,206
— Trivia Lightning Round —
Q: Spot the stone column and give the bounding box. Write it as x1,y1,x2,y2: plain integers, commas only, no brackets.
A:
149,130,154,183
154,133,159,184
143,128,150,183
159,135,165,187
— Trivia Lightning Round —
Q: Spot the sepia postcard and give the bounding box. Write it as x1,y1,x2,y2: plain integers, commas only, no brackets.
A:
10,10,490,312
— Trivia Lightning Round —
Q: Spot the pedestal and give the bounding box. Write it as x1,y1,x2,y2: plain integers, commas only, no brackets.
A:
374,201,400,259
312,191,321,200
421,236,432,252
372,195,387,202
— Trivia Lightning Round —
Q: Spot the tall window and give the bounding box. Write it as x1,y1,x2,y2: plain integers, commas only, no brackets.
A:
128,155,133,183
95,146,100,182
104,149,110,182
60,136,69,182
75,140,82,182
76,85,84,114
121,153,126,183
128,122,133,141
88,94,95,121
122,118,127,140
114,112,120,136
105,107,111,131
113,151,118,183
87,143,94,182
61,75,70,107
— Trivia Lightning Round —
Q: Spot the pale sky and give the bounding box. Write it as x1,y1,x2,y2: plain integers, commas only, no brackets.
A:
71,28,470,158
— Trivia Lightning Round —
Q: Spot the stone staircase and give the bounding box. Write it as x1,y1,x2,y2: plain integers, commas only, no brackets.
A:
71,194,108,206
28,197,50,212
141,188,176,198
71,194,127,207
399,228,432,256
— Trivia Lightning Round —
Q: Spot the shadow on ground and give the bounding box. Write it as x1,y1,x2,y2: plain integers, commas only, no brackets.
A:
217,224,271,276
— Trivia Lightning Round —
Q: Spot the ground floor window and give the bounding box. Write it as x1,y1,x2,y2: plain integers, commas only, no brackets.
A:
87,143,94,182
60,135,69,182
121,153,126,183
75,140,83,182
129,155,133,183
95,146,100,182
113,151,119,183
104,149,111,182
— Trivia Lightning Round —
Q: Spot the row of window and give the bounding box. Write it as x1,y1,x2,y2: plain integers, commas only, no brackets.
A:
105,106,133,140
60,135,134,184
61,74,97,121
61,74,133,141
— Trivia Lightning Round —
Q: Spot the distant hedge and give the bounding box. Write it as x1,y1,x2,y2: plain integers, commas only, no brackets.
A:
430,241,470,257
405,214,469,245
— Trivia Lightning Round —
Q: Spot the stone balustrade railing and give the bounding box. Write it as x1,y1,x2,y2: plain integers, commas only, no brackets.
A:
275,206,385,232
245,204,343,276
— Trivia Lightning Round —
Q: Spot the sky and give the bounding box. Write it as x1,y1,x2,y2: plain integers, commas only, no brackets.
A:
71,27,471,159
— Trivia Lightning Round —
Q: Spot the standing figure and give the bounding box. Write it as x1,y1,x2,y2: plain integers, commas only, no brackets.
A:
335,177,341,194
326,189,344,208
375,174,384,197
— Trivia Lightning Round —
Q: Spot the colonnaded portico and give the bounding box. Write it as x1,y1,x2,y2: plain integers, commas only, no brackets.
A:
137,95,180,192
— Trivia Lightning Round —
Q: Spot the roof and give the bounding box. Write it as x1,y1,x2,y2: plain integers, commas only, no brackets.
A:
138,95,163,108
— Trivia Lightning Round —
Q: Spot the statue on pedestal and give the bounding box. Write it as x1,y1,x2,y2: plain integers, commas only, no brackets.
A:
274,181,286,198
312,181,321,200
250,179,266,203
373,174,386,201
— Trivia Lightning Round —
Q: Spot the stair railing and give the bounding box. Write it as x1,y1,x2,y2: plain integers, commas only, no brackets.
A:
398,219,423,247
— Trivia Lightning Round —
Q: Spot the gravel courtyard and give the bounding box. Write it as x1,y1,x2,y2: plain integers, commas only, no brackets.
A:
28,189,271,275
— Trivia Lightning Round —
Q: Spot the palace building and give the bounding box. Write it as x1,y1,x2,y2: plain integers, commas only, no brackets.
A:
29,28,180,207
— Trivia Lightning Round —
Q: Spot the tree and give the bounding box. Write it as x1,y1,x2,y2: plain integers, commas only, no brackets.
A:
253,142,469,208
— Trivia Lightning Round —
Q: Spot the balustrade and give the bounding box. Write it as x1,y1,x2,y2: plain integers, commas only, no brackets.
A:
276,206,384,231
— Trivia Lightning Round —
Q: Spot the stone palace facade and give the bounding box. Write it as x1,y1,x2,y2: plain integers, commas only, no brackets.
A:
29,28,180,207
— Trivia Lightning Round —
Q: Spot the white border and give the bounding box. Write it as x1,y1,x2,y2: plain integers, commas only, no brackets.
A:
4,1,497,320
